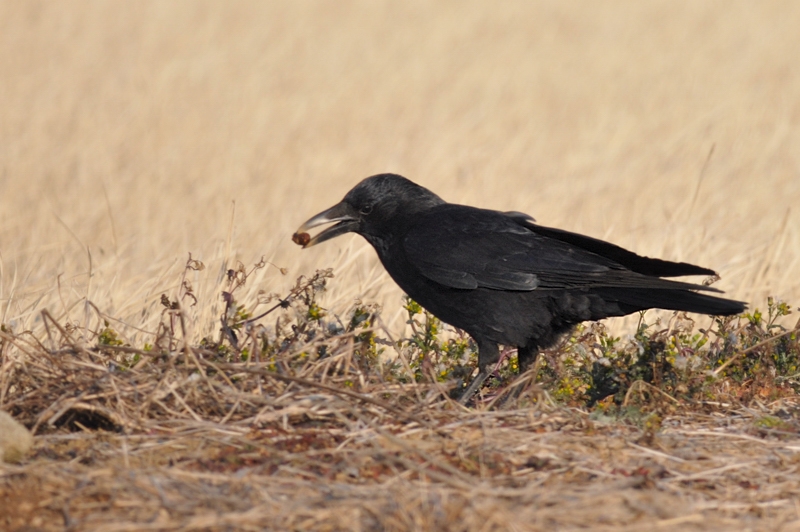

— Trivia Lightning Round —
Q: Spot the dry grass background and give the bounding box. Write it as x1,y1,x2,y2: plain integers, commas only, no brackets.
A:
2,1,800,530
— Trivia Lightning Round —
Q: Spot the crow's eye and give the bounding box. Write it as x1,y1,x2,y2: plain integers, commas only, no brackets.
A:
359,205,373,216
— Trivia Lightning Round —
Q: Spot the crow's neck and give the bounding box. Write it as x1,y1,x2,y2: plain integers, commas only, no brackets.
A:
362,231,397,260
362,212,419,259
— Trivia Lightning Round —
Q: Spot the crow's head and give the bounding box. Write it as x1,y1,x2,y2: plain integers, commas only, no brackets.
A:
294,173,444,248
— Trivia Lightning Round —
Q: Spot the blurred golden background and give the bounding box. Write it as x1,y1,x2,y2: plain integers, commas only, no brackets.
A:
2,1,798,340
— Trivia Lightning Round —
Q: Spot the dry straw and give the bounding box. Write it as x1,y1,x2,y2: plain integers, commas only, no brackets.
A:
1,261,799,530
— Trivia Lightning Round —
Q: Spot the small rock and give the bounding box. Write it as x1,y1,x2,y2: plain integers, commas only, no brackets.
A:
0,410,34,463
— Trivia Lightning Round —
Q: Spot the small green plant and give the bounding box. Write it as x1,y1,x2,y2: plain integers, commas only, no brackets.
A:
402,296,476,384
97,321,124,347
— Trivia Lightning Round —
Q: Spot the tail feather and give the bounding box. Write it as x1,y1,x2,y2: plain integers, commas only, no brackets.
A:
596,288,747,316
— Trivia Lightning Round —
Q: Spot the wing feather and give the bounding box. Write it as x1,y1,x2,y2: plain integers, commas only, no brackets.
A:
402,205,717,293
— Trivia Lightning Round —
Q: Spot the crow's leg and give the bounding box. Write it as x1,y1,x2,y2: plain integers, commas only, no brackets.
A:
454,339,499,405
499,343,541,404
455,368,491,405
517,343,540,372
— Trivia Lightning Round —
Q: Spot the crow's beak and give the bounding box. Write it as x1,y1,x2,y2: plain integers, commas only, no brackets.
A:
293,201,359,248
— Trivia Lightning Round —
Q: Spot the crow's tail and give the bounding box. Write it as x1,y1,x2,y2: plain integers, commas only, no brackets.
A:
597,288,747,316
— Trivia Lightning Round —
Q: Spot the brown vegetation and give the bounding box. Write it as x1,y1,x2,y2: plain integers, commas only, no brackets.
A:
2,258,799,530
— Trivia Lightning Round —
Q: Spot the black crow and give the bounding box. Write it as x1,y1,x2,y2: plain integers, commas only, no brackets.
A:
294,174,746,402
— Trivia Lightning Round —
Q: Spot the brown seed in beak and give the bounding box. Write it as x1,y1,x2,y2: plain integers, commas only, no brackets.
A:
292,232,311,246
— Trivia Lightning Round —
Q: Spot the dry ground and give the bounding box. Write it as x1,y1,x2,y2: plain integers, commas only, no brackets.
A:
2,1,800,530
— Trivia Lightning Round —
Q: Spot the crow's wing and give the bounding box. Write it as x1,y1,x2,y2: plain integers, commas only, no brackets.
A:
402,205,718,292
524,223,716,278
